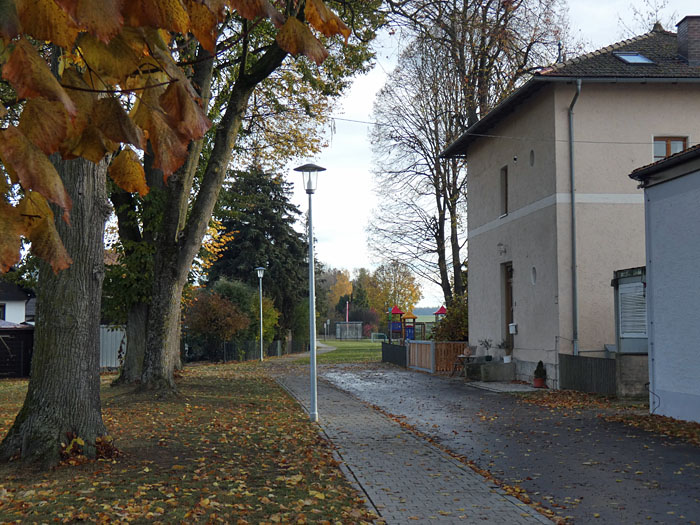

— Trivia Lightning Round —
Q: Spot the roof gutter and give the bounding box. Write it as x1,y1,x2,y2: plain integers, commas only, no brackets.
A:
568,79,582,356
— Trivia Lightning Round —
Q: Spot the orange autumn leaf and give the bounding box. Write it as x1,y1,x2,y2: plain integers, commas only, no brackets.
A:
0,126,72,223
53,0,124,43
0,0,21,44
18,98,70,155
109,148,149,196
203,0,228,19
305,0,350,42
159,81,211,141
93,97,146,150
185,0,219,53
276,17,329,65
15,0,80,49
131,76,189,177
122,0,191,35
18,192,72,273
2,38,77,117
228,0,284,28
0,201,24,272
64,126,117,164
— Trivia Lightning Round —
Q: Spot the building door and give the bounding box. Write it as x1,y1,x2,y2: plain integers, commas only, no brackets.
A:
503,262,514,349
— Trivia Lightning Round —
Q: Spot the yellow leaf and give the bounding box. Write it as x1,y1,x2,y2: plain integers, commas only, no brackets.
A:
0,201,24,272
76,31,145,87
275,17,329,66
17,192,73,273
185,0,219,53
109,148,149,196
305,0,350,42
123,0,191,35
53,0,124,43
0,126,72,223
15,0,79,49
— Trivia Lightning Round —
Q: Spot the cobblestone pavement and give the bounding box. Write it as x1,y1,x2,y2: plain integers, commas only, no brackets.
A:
319,363,700,524
276,370,551,524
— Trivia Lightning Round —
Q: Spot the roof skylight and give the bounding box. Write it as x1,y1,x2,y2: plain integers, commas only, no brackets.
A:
613,51,654,64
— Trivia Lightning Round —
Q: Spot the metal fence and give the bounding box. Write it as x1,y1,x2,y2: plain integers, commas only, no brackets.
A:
183,335,309,363
335,322,363,340
382,342,406,367
100,325,125,369
559,353,617,395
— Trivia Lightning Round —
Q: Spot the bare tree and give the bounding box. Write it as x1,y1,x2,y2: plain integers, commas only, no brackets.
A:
369,0,569,304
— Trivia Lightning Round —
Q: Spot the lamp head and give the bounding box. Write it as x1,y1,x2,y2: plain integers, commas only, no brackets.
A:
294,163,326,194
255,267,265,279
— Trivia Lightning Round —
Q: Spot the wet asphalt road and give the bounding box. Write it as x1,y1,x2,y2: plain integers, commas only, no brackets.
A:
319,364,700,524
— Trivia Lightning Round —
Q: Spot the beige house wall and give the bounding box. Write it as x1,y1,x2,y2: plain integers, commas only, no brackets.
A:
553,82,700,354
467,86,560,370
468,81,700,375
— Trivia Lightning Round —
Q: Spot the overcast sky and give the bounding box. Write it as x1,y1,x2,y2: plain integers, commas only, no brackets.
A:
284,1,698,307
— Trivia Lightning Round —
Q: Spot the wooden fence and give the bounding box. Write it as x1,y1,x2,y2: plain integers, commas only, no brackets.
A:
407,341,469,373
559,353,616,395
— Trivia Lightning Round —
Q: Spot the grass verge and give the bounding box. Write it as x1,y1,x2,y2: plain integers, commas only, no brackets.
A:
0,363,379,523
294,340,382,365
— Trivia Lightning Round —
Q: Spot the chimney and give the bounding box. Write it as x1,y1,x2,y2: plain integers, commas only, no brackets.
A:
677,16,700,67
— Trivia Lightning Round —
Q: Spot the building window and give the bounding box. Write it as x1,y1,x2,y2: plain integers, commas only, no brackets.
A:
654,136,687,161
500,166,508,216
613,51,654,64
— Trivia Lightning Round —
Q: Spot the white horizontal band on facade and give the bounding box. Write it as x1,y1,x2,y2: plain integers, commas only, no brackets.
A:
469,193,644,239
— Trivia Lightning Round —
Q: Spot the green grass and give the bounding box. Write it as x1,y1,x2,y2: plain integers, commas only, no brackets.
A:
294,339,382,364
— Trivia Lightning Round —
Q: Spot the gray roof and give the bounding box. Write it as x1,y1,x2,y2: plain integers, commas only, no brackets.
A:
540,25,700,79
630,143,700,187
442,24,700,158
0,282,32,302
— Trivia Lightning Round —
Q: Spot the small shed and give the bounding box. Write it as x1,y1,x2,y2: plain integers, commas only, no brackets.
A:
0,320,34,378
630,144,700,423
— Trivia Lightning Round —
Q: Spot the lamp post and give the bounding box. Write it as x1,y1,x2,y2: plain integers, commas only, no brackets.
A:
255,267,265,362
294,162,326,422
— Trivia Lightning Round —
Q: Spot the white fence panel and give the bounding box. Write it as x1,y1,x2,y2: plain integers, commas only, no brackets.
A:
100,325,125,368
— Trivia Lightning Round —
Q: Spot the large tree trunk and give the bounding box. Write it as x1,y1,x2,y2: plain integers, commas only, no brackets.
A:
140,244,185,391
113,302,147,384
139,44,287,391
0,157,109,467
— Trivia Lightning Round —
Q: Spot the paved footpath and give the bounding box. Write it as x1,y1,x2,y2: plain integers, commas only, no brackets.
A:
276,370,551,524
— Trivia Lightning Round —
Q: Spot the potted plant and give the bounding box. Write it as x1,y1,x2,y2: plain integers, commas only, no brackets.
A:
497,339,513,363
533,360,547,388
478,338,493,361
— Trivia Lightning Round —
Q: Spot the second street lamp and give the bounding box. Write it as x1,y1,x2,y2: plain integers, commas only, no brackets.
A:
294,162,326,422
255,267,265,362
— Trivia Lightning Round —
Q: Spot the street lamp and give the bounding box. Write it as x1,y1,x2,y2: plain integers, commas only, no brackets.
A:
255,267,265,362
294,162,326,422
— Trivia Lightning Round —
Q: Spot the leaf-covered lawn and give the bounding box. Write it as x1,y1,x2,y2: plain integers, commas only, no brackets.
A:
295,340,382,365
0,363,379,523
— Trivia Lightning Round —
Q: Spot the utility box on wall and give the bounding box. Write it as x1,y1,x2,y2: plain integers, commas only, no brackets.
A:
611,267,647,354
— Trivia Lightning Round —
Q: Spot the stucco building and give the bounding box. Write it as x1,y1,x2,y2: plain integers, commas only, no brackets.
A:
630,144,700,423
443,17,700,384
